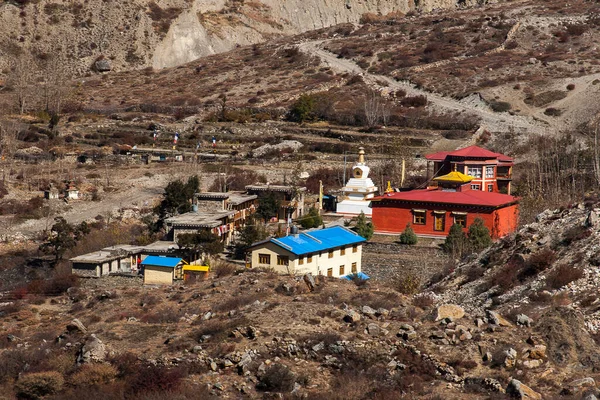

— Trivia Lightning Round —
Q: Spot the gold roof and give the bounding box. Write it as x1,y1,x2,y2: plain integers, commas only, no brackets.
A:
433,171,475,183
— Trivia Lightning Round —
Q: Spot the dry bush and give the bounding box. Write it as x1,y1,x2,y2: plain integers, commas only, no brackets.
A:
519,248,556,278
412,295,435,309
392,273,421,295
191,316,249,342
212,260,238,278
448,358,478,375
140,306,181,324
561,225,591,245
487,256,522,293
546,264,584,289
70,364,117,387
27,274,79,296
211,292,267,312
400,95,427,107
15,371,64,399
349,291,401,310
544,107,562,116
126,364,186,395
258,364,296,393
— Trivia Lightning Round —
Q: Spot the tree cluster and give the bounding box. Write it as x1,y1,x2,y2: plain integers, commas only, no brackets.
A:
39,217,90,261
234,216,268,259
299,206,323,229
443,217,491,257
153,176,199,229
399,223,418,245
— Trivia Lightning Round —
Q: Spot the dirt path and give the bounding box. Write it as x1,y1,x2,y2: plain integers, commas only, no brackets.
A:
0,171,177,241
298,40,551,136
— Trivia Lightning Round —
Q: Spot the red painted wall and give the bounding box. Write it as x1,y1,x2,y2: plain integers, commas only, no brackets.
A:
372,202,519,239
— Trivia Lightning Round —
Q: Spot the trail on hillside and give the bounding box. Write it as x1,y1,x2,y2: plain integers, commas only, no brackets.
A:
298,40,551,136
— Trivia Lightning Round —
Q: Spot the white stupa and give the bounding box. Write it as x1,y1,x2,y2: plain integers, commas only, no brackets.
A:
336,147,378,216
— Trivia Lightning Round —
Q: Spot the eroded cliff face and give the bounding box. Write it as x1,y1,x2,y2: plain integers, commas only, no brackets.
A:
0,0,485,77
153,0,485,69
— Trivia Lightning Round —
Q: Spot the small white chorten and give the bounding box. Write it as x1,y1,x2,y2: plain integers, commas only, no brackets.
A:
336,147,378,216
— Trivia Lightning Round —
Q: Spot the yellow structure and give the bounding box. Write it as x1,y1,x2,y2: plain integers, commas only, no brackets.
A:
433,171,475,184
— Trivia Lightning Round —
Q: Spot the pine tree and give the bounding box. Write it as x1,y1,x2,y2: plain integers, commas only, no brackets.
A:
353,211,374,240
300,206,322,229
443,223,468,257
399,223,418,245
234,216,268,259
468,217,492,251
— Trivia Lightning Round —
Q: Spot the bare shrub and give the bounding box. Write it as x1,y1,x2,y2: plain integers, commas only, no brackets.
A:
126,364,186,395
70,363,117,387
212,292,267,312
258,364,296,392
212,260,237,278
546,264,583,289
15,371,64,399
140,306,181,324
519,248,556,278
561,225,591,245
400,95,427,108
392,274,421,295
566,83,576,91
487,255,522,293
191,317,249,342
544,107,562,116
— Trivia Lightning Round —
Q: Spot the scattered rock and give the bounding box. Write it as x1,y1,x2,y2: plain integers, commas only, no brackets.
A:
487,310,512,327
343,310,361,323
66,319,87,334
435,304,465,321
506,378,542,399
76,334,107,364
94,59,112,72
366,323,380,336
516,314,532,327
362,305,377,317
303,274,316,292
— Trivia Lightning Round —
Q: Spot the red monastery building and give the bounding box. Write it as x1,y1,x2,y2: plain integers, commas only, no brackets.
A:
425,145,513,194
371,146,519,239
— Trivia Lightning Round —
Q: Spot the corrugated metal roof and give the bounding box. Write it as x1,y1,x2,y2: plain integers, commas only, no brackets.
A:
372,188,519,207
425,145,513,162
140,256,183,268
260,226,366,256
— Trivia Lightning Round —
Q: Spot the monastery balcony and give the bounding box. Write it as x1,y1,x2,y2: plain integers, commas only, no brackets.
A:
496,173,512,180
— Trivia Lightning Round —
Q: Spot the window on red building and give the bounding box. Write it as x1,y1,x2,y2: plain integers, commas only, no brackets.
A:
413,209,426,225
433,212,445,231
453,212,467,227
485,166,494,178
488,184,493,192
467,166,482,178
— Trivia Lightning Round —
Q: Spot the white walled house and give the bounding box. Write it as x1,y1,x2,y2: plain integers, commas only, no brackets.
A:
247,226,366,278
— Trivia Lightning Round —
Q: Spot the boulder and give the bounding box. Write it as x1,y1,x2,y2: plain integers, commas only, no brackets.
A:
523,359,542,369
487,310,512,327
66,319,87,334
435,304,465,322
94,59,111,72
367,323,381,336
303,274,316,292
343,310,361,323
527,345,547,360
506,379,542,400
76,334,107,364
516,314,533,327
561,377,597,395
362,305,377,317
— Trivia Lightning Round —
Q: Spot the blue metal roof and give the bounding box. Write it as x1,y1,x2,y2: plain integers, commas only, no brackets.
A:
266,226,366,256
140,256,183,268
341,272,370,281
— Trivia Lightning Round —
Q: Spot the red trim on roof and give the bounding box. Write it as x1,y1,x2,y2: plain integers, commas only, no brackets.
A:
372,188,519,207
425,145,513,162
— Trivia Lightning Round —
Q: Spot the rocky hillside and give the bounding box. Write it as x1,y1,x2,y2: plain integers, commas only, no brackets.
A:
3,233,600,399
0,0,489,79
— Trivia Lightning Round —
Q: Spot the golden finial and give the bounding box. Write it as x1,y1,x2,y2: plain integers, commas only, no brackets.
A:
358,147,365,164
385,181,393,193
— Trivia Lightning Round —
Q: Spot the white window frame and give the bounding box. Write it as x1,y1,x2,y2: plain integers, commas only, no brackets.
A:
485,166,494,178
471,184,481,190
467,166,482,178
